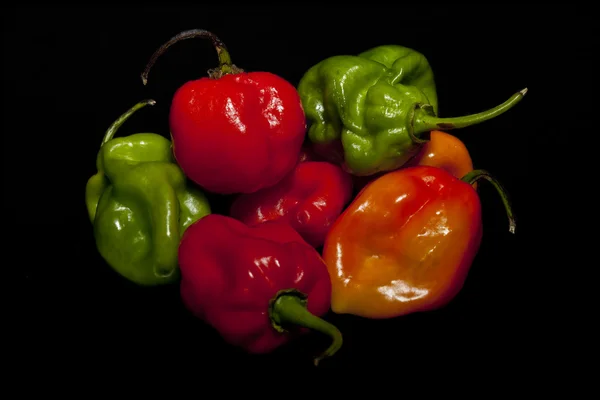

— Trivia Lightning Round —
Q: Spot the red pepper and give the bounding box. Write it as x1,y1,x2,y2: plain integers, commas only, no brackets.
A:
141,29,306,194
321,166,515,319
229,161,353,248
178,214,343,365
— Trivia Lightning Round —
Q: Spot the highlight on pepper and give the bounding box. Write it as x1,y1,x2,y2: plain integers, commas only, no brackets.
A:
84,28,526,366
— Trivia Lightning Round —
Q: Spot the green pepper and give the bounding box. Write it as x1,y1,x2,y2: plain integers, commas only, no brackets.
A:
85,99,211,286
359,45,439,115
297,45,527,176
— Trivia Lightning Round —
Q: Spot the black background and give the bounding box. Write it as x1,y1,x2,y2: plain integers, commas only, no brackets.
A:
6,4,584,383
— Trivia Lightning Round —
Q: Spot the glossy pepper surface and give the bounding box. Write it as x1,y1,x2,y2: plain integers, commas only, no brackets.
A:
229,161,353,248
352,130,475,193
142,29,306,194
321,165,515,319
86,99,211,286
404,130,474,180
297,44,527,176
178,214,343,365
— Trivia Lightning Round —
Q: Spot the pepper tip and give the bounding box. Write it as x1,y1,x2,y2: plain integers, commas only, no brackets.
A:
313,357,322,367
519,88,528,96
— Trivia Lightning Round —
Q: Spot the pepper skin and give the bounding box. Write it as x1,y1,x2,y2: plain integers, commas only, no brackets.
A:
229,161,353,248
321,165,515,319
178,214,343,365
141,29,306,194
297,44,527,176
360,45,439,114
352,130,475,193
404,130,474,180
86,99,211,286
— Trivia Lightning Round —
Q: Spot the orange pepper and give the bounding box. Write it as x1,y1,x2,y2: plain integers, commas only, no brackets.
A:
404,130,474,180
352,130,475,193
322,165,514,319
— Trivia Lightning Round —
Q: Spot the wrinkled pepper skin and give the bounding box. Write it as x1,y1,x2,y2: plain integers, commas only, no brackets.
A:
321,165,515,319
142,29,306,194
359,45,439,114
178,214,343,365
352,130,475,193
298,44,527,176
86,99,211,286
229,161,353,248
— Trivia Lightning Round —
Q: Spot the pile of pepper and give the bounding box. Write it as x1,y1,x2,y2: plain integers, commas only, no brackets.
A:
86,29,524,366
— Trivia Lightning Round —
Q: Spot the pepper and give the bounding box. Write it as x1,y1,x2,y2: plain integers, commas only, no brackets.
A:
229,161,353,248
86,99,211,286
404,130,474,180
360,45,439,113
321,165,515,319
297,44,527,176
178,214,343,365
141,29,306,194
352,130,475,193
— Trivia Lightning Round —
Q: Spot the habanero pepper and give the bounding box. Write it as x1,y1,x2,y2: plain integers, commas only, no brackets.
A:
321,165,515,319
404,130,474,181
86,99,211,286
229,161,353,248
178,214,343,365
352,130,476,193
141,29,306,194
297,44,527,176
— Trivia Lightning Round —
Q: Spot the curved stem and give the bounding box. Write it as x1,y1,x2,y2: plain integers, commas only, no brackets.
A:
412,88,527,137
101,99,156,147
141,29,241,85
461,169,516,234
269,289,343,366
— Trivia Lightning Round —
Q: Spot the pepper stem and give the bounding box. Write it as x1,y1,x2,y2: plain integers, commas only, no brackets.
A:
412,88,527,138
101,99,156,147
141,29,243,85
268,289,343,366
461,169,516,234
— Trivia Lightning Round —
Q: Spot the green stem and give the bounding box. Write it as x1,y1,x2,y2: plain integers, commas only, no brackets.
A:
101,99,156,146
268,289,343,366
412,88,527,137
141,29,242,85
461,169,516,234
